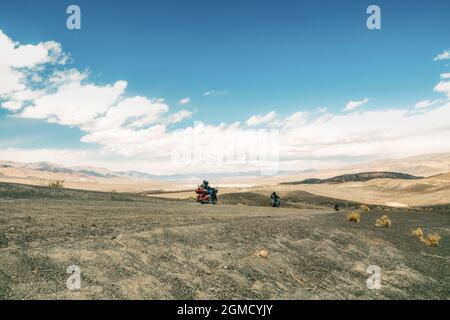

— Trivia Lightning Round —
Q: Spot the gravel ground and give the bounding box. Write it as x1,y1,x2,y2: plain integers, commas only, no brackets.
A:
0,182,448,299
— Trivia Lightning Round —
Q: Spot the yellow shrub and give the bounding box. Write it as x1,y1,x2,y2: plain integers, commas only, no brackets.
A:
375,215,391,228
256,250,269,258
360,204,371,212
48,180,64,189
411,228,441,247
425,233,441,247
411,227,424,238
347,211,361,223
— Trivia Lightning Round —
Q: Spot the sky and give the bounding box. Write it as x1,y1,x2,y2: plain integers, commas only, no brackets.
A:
0,0,449,175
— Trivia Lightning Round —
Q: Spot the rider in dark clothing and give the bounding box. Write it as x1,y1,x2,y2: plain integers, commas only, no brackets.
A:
271,192,280,207
208,187,217,203
200,180,217,203
201,180,209,189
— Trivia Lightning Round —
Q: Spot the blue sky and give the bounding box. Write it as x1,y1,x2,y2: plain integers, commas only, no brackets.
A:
0,0,449,174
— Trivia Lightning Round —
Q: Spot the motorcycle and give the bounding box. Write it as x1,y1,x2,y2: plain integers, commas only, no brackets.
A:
271,197,281,207
195,186,218,204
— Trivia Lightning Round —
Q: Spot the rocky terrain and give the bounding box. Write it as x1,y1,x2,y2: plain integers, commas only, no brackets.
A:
0,182,448,299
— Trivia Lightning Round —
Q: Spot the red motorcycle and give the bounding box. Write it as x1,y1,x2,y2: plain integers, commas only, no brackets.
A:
195,186,218,204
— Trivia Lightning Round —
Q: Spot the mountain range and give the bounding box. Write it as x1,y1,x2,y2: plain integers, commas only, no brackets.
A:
280,172,422,185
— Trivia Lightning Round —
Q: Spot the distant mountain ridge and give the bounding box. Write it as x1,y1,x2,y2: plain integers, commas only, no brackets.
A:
1,152,449,184
0,160,294,182
280,172,423,185
0,161,171,180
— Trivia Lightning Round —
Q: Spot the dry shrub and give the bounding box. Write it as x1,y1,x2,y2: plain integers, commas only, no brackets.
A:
360,204,371,212
411,227,424,238
411,228,441,247
424,233,441,247
48,180,64,189
375,215,391,228
347,211,361,223
256,250,269,258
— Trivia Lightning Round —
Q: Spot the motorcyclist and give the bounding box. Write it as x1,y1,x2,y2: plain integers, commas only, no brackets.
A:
201,180,209,189
208,187,217,204
196,180,218,204
271,192,280,207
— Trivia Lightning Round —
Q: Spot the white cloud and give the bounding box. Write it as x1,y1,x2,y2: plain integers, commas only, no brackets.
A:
229,121,240,129
49,68,88,86
0,32,65,68
414,99,443,109
273,111,308,129
178,97,191,105
167,110,193,124
203,90,227,96
1,88,46,112
279,103,450,163
246,111,277,127
19,80,128,127
441,73,450,79
1,100,23,111
0,65,25,96
285,111,308,125
434,50,450,61
90,96,169,131
434,80,450,98
0,30,66,97
344,98,369,112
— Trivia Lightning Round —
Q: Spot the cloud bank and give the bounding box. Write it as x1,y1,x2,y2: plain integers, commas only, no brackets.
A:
1,29,450,174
